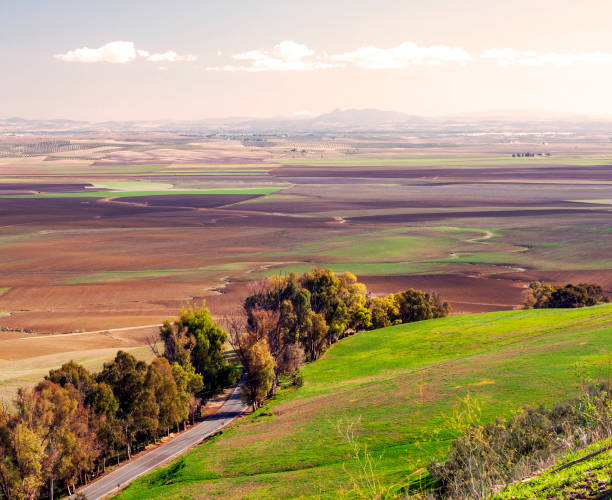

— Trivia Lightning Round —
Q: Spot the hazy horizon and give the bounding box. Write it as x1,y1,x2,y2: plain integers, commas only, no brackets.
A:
4,107,612,124
4,1,612,121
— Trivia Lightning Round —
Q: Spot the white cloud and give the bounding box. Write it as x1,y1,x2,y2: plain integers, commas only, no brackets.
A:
330,42,471,68
54,41,137,64
482,48,612,66
207,40,471,71
144,51,198,62
55,42,197,64
207,41,334,72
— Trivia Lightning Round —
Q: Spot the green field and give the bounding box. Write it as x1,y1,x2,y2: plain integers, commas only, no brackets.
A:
115,304,612,499
254,219,612,277
258,226,505,275
65,262,253,284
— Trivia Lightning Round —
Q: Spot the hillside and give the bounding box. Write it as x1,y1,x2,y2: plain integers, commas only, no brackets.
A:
115,305,612,499
495,438,612,498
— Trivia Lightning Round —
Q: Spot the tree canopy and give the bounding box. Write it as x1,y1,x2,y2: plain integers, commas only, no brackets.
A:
159,302,239,396
524,281,609,309
230,268,450,409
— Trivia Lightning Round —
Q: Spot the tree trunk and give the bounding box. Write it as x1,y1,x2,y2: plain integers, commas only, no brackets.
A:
49,476,53,500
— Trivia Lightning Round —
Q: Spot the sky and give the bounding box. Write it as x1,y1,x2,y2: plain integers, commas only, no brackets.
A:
3,0,612,121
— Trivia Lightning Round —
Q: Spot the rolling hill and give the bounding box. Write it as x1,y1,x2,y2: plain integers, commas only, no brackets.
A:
115,304,612,499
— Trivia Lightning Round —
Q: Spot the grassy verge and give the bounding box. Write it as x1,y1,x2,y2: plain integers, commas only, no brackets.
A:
494,438,612,499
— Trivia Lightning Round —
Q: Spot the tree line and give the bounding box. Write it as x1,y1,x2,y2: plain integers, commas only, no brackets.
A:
523,281,609,309
0,304,239,500
0,268,451,499
226,268,450,410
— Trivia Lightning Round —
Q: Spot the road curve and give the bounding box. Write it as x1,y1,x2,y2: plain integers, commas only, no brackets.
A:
75,384,247,500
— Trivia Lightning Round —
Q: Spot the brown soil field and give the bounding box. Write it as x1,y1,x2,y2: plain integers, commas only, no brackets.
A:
119,194,260,209
499,269,612,293
2,137,612,399
361,273,527,314
345,208,609,224
271,164,612,181
0,183,97,193
0,198,335,229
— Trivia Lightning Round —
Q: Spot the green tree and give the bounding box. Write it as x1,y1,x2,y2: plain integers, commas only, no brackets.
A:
244,268,373,362
172,362,204,426
243,339,275,411
161,302,235,396
0,403,24,500
98,351,158,459
22,380,99,498
549,283,609,308
46,361,94,395
395,288,450,322
12,422,44,500
523,281,555,309
302,312,329,361
148,358,180,436
524,281,609,309
368,295,401,329
88,382,123,470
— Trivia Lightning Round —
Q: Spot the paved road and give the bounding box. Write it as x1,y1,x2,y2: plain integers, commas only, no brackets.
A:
75,384,247,499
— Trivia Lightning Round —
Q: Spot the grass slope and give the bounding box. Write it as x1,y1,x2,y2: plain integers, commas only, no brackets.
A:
495,438,612,498
116,305,612,499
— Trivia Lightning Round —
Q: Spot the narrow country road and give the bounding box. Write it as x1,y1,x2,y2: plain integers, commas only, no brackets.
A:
74,384,247,500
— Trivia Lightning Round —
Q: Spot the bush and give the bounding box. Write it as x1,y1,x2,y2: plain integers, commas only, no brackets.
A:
290,370,304,388
429,384,612,499
524,282,609,309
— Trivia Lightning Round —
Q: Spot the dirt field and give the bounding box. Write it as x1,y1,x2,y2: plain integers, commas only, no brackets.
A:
1,135,611,398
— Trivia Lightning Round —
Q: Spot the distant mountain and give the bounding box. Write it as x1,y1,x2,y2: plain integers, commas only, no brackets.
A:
309,108,425,126
1,109,611,135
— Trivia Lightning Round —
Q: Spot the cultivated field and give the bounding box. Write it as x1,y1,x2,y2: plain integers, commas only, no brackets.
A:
1,133,612,400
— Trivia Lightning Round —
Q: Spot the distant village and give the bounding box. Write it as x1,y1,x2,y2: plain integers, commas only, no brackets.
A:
512,152,551,157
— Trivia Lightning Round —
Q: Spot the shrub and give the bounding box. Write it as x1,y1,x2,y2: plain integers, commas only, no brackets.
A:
290,370,304,388
429,384,612,499
524,281,609,309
